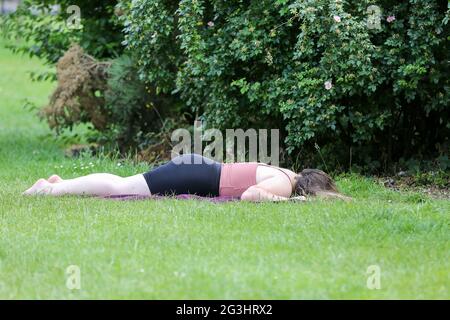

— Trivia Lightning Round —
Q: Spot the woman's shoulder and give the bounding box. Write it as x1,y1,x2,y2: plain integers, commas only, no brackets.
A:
256,164,296,182
258,163,296,174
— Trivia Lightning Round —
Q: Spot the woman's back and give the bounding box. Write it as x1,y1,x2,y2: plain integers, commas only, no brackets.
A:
219,162,295,198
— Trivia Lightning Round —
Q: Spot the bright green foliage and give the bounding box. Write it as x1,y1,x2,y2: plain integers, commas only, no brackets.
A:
122,0,183,93
124,0,449,170
1,0,123,65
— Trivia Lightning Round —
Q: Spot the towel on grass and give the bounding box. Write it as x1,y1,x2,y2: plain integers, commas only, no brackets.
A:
103,194,307,203
103,194,240,203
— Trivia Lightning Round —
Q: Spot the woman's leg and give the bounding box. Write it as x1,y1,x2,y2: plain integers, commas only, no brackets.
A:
23,173,151,197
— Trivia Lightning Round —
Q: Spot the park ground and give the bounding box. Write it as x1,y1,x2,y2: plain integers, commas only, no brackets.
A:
0,38,448,299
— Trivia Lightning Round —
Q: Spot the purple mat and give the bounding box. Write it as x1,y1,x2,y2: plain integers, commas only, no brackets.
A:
103,194,240,203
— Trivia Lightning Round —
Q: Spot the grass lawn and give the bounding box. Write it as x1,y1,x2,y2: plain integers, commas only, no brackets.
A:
0,38,449,300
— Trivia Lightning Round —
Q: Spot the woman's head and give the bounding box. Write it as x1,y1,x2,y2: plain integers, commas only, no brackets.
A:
294,169,340,197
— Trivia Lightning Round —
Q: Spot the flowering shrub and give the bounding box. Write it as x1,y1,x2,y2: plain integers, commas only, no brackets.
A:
124,0,449,170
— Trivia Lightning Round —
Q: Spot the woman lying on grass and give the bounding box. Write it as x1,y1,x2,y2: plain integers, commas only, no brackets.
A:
23,154,349,201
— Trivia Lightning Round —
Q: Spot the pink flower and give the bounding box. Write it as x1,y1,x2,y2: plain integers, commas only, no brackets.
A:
207,21,214,27
386,15,396,23
333,15,341,23
324,81,333,90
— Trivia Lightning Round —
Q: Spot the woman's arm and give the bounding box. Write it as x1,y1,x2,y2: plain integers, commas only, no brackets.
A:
241,176,293,202
241,185,289,202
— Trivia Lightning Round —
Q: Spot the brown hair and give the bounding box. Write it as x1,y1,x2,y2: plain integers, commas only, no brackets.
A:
294,169,348,199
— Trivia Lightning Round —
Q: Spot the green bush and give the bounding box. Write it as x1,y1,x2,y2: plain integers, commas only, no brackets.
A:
103,54,184,155
37,47,185,160
2,0,186,161
124,0,450,171
2,0,123,66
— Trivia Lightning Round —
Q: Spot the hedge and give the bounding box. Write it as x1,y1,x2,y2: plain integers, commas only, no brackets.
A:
123,0,449,171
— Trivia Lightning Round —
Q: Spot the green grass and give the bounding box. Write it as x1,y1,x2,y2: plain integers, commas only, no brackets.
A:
0,39,449,299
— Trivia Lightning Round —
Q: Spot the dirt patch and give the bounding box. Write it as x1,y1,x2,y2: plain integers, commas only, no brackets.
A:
379,173,450,199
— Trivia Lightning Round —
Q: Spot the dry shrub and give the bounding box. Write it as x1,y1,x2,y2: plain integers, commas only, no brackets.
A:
40,44,111,131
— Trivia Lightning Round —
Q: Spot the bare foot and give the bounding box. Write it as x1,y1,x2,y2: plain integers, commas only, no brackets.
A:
23,178,53,195
47,174,63,183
